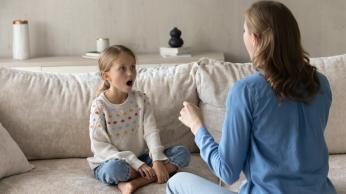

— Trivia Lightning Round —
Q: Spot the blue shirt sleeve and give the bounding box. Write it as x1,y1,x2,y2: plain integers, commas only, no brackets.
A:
195,81,254,184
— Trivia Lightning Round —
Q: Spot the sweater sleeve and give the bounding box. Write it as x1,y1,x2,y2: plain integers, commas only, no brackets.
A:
142,94,168,161
194,82,253,185
89,100,144,170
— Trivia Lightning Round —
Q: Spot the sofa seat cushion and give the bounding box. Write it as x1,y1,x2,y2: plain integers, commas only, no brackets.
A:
0,154,217,194
222,154,346,194
328,154,346,194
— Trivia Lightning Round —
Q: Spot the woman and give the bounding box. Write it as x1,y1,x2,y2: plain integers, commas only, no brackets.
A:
166,1,336,194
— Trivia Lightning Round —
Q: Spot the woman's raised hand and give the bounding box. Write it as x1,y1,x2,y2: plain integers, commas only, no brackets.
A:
179,101,204,135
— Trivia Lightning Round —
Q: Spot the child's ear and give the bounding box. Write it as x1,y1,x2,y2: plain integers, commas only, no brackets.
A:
101,72,109,81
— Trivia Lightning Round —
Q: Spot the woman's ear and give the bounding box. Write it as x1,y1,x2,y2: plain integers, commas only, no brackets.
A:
250,33,258,47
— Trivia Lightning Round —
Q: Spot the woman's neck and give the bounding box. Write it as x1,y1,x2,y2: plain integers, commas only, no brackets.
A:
104,89,128,104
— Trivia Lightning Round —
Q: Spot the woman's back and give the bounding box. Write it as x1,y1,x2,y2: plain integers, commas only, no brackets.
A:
240,71,336,194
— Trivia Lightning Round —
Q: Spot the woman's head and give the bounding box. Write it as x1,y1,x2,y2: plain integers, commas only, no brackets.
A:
97,45,136,96
244,1,319,103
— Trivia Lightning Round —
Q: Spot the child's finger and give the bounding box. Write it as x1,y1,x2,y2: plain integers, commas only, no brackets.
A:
144,170,151,179
138,169,145,177
148,168,156,178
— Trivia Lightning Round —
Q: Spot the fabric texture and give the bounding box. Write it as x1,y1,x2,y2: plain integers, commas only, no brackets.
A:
88,91,167,170
310,54,346,154
0,63,198,160
133,64,199,152
195,58,256,142
0,122,33,179
0,154,217,194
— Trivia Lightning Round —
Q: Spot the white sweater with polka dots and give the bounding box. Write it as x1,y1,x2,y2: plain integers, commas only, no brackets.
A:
87,90,168,170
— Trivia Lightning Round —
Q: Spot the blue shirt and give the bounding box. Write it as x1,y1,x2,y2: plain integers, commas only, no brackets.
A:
195,71,337,194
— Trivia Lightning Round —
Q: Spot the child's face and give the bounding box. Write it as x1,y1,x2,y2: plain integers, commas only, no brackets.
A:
104,52,136,94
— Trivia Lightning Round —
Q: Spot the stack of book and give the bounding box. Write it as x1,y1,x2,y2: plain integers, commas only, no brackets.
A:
82,51,101,59
159,47,191,58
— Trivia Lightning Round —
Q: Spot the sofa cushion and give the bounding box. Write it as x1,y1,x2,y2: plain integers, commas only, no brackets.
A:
196,55,346,154
133,64,199,152
0,154,217,194
0,63,198,160
195,58,256,141
0,69,99,159
310,55,346,154
0,122,33,179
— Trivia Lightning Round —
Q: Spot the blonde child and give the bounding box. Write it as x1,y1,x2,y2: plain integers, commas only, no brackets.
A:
87,45,190,194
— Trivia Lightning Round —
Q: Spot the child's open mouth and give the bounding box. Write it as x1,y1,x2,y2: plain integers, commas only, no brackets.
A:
126,80,133,87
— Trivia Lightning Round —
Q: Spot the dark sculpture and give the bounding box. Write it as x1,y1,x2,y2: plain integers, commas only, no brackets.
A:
168,27,184,48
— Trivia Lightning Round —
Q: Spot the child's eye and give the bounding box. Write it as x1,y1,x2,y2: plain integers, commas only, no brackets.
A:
118,66,126,71
131,65,136,71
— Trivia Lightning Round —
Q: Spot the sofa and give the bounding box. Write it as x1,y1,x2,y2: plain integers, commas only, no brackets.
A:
0,54,345,194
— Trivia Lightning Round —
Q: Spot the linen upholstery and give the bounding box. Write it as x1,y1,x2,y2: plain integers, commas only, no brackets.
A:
0,63,198,160
195,55,346,154
0,154,217,194
0,122,33,179
195,58,256,142
0,69,100,159
133,64,199,152
310,55,346,154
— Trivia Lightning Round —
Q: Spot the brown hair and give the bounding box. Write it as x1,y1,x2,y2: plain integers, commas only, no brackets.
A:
245,1,319,103
96,45,136,96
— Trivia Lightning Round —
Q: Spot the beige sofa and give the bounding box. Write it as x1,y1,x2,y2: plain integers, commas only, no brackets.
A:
0,54,345,194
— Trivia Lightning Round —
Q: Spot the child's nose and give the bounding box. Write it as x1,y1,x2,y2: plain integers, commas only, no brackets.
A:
126,69,135,76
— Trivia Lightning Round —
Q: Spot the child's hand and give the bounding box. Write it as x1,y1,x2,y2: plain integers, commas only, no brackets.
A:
152,160,169,184
138,164,155,180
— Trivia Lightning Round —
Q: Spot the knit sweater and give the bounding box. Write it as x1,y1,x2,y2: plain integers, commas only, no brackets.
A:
87,90,168,170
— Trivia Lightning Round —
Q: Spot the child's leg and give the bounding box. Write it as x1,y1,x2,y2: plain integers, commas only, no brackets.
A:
164,145,191,171
94,159,132,185
94,159,156,194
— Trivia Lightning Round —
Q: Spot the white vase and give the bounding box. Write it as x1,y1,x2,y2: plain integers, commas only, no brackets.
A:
13,20,30,60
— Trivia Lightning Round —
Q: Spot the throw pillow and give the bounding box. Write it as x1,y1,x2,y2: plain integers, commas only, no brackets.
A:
0,122,33,179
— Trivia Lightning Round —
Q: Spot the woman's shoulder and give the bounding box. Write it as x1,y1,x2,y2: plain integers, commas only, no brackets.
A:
234,71,268,90
316,71,330,87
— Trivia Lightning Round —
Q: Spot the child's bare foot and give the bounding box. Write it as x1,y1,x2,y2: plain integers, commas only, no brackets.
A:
117,182,135,194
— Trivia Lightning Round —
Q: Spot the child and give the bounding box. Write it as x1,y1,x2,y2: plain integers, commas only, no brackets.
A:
87,45,190,194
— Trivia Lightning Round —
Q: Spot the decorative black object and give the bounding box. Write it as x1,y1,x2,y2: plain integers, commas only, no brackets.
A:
168,27,184,48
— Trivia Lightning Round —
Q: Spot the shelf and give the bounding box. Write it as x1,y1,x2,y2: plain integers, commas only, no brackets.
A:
0,52,224,68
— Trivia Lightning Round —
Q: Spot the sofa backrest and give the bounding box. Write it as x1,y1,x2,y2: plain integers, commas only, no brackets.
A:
196,54,346,154
0,63,198,160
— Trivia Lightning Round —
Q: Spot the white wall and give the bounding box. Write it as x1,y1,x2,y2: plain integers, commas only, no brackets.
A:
1,0,346,62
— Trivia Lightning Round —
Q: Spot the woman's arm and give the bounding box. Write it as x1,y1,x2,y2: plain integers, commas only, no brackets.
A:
180,82,253,184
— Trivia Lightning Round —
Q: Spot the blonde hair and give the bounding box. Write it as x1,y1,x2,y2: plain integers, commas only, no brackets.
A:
96,45,136,96
245,1,319,103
